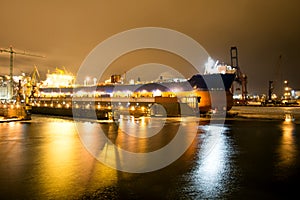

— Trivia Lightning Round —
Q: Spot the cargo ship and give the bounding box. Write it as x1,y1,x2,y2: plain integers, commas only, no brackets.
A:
29,63,236,118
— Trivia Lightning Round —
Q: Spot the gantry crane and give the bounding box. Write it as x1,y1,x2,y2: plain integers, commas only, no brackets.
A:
0,46,44,99
230,46,248,101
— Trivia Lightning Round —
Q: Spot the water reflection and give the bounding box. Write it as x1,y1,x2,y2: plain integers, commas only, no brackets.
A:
118,116,166,138
193,125,233,198
76,117,198,173
4,115,300,199
38,122,79,197
276,121,296,178
0,122,25,186
1,117,235,199
0,119,120,199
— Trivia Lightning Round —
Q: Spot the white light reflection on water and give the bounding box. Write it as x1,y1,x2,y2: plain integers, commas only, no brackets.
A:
194,124,233,198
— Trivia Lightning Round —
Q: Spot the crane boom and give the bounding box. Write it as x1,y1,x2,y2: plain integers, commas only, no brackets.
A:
230,46,248,101
0,46,44,99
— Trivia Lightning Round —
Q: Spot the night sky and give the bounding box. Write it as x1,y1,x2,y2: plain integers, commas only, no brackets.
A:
0,0,299,95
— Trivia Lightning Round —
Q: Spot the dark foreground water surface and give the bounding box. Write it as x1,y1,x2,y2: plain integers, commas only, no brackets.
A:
1,107,300,199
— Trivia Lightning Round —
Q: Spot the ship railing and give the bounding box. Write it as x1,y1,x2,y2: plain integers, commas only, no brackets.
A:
32,96,158,103
73,97,157,103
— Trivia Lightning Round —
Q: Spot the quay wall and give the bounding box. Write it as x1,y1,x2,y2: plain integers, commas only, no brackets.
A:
0,104,31,119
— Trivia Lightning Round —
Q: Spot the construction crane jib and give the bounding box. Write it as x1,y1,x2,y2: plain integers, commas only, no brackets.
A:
0,46,44,99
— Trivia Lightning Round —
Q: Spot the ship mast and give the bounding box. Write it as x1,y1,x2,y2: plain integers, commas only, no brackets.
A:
0,46,44,99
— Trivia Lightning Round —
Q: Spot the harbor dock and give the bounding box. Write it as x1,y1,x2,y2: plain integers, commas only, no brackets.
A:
0,103,31,120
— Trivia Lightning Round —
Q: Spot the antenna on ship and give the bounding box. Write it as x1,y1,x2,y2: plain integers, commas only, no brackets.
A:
0,46,45,99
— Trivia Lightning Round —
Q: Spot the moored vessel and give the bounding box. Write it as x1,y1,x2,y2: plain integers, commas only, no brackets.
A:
30,62,236,118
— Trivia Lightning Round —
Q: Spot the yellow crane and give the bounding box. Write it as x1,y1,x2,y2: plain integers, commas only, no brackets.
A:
22,66,41,104
0,46,44,99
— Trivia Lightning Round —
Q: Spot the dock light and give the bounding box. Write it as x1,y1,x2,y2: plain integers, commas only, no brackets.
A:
284,113,294,122
84,77,90,86
130,106,135,111
153,89,162,97
271,94,277,99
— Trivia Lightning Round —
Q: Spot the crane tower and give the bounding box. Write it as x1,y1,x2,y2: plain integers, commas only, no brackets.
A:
230,46,248,101
0,46,44,99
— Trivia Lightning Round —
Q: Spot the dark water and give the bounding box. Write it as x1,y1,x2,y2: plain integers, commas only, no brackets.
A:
1,109,300,199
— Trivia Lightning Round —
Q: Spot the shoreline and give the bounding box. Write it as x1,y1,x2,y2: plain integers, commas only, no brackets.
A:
0,117,27,123
2,105,300,123
228,105,300,121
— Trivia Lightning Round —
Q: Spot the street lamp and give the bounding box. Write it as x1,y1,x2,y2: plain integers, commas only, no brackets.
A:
84,77,90,86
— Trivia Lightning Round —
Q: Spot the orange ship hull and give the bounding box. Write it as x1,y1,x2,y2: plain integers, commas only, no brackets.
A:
195,90,233,113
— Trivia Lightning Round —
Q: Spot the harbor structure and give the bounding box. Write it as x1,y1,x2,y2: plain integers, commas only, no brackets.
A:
29,62,236,119
1,51,237,119
0,46,44,120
